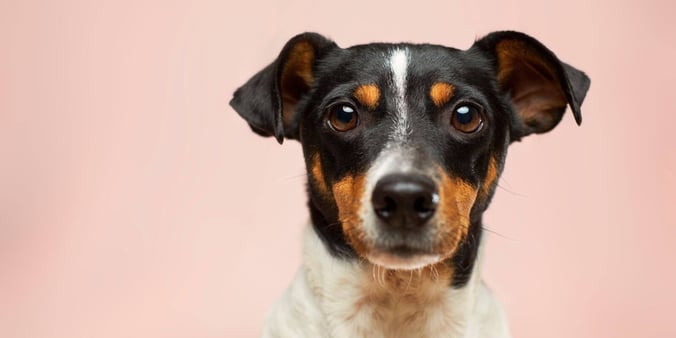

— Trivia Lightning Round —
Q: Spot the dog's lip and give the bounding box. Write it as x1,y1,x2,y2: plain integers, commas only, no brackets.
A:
376,244,429,257
371,235,434,256
366,246,442,270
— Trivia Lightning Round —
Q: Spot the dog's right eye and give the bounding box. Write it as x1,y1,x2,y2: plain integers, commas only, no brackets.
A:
451,103,484,134
327,104,359,132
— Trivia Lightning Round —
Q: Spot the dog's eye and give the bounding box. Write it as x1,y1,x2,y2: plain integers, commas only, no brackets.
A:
451,104,483,133
328,104,359,132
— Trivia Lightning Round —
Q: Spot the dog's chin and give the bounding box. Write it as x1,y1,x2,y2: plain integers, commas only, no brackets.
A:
366,250,442,270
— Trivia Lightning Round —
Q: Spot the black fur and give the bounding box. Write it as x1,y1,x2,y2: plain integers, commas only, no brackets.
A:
230,31,590,288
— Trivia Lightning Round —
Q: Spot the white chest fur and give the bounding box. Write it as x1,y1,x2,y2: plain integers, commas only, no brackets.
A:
261,226,510,338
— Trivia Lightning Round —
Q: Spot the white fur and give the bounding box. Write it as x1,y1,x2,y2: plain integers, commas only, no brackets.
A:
261,226,511,338
389,48,411,143
358,147,443,269
357,48,414,239
360,148,410,245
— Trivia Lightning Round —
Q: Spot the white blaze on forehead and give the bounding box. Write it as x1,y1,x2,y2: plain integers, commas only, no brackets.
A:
389,48,410,143
358,49,415,237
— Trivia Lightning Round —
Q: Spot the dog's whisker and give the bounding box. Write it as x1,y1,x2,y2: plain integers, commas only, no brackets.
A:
496,181,526,197
281,172,309,181
404,269,414,293
431,265,439,281
481,226,518,241
323,221,343,230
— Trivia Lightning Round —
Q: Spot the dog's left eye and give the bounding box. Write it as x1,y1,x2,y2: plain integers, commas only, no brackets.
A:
327,104,359,132
451,104,483,133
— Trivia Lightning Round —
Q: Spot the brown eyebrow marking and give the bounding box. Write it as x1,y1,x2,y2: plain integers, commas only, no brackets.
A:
430,82,455,107
353,84,381,110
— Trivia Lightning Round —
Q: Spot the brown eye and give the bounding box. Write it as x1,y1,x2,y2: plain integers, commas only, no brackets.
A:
451,104,483,133
328,103,359,132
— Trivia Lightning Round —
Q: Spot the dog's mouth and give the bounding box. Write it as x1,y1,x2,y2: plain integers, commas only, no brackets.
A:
357,223,460,270
366,244,443,270
344,204,469,270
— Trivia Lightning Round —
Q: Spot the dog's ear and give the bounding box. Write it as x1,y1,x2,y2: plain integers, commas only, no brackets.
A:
230,33,338,144
472,31,590,141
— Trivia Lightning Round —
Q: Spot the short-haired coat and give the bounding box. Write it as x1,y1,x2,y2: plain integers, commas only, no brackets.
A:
231,31,590,338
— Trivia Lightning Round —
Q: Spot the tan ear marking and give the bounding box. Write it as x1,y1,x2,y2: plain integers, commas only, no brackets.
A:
353,84,381,110
495,39,569,135
430,82,455,107
280,41,316,126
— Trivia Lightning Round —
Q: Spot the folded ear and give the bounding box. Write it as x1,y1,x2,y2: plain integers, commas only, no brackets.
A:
472,31,590,141
230,33,338,143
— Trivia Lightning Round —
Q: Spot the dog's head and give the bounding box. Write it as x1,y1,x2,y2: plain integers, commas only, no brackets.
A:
231,31,589,281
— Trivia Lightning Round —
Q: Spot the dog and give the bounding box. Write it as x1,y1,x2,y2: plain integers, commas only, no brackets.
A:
230,31,590,338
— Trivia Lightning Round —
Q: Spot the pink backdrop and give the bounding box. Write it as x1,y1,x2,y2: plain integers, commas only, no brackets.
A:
1,0,675,337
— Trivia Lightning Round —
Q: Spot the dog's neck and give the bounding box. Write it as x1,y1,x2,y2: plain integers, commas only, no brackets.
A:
300,225,486,338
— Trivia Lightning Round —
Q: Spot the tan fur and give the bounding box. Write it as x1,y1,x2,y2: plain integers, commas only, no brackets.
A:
354,84,381,110
436,168,478,257
347,263,457,337
280,41,315,127
495,40,567,127
310,153,329,197
481,156,499,199
332,174,368,256
430,82,455,107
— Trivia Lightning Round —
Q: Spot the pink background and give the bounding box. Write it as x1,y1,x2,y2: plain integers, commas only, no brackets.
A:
1,0,675,337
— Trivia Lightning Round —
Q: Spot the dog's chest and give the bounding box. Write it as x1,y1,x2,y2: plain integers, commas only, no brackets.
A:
327,284,469,338
307,257,472,338
261,228,508,338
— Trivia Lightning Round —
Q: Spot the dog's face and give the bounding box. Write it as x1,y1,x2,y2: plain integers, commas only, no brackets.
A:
231,32,589,282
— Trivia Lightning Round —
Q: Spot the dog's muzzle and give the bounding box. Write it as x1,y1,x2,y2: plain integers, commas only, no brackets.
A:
366,172,443,269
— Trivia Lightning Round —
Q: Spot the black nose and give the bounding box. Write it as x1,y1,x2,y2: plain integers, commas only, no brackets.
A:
371,174,438,228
